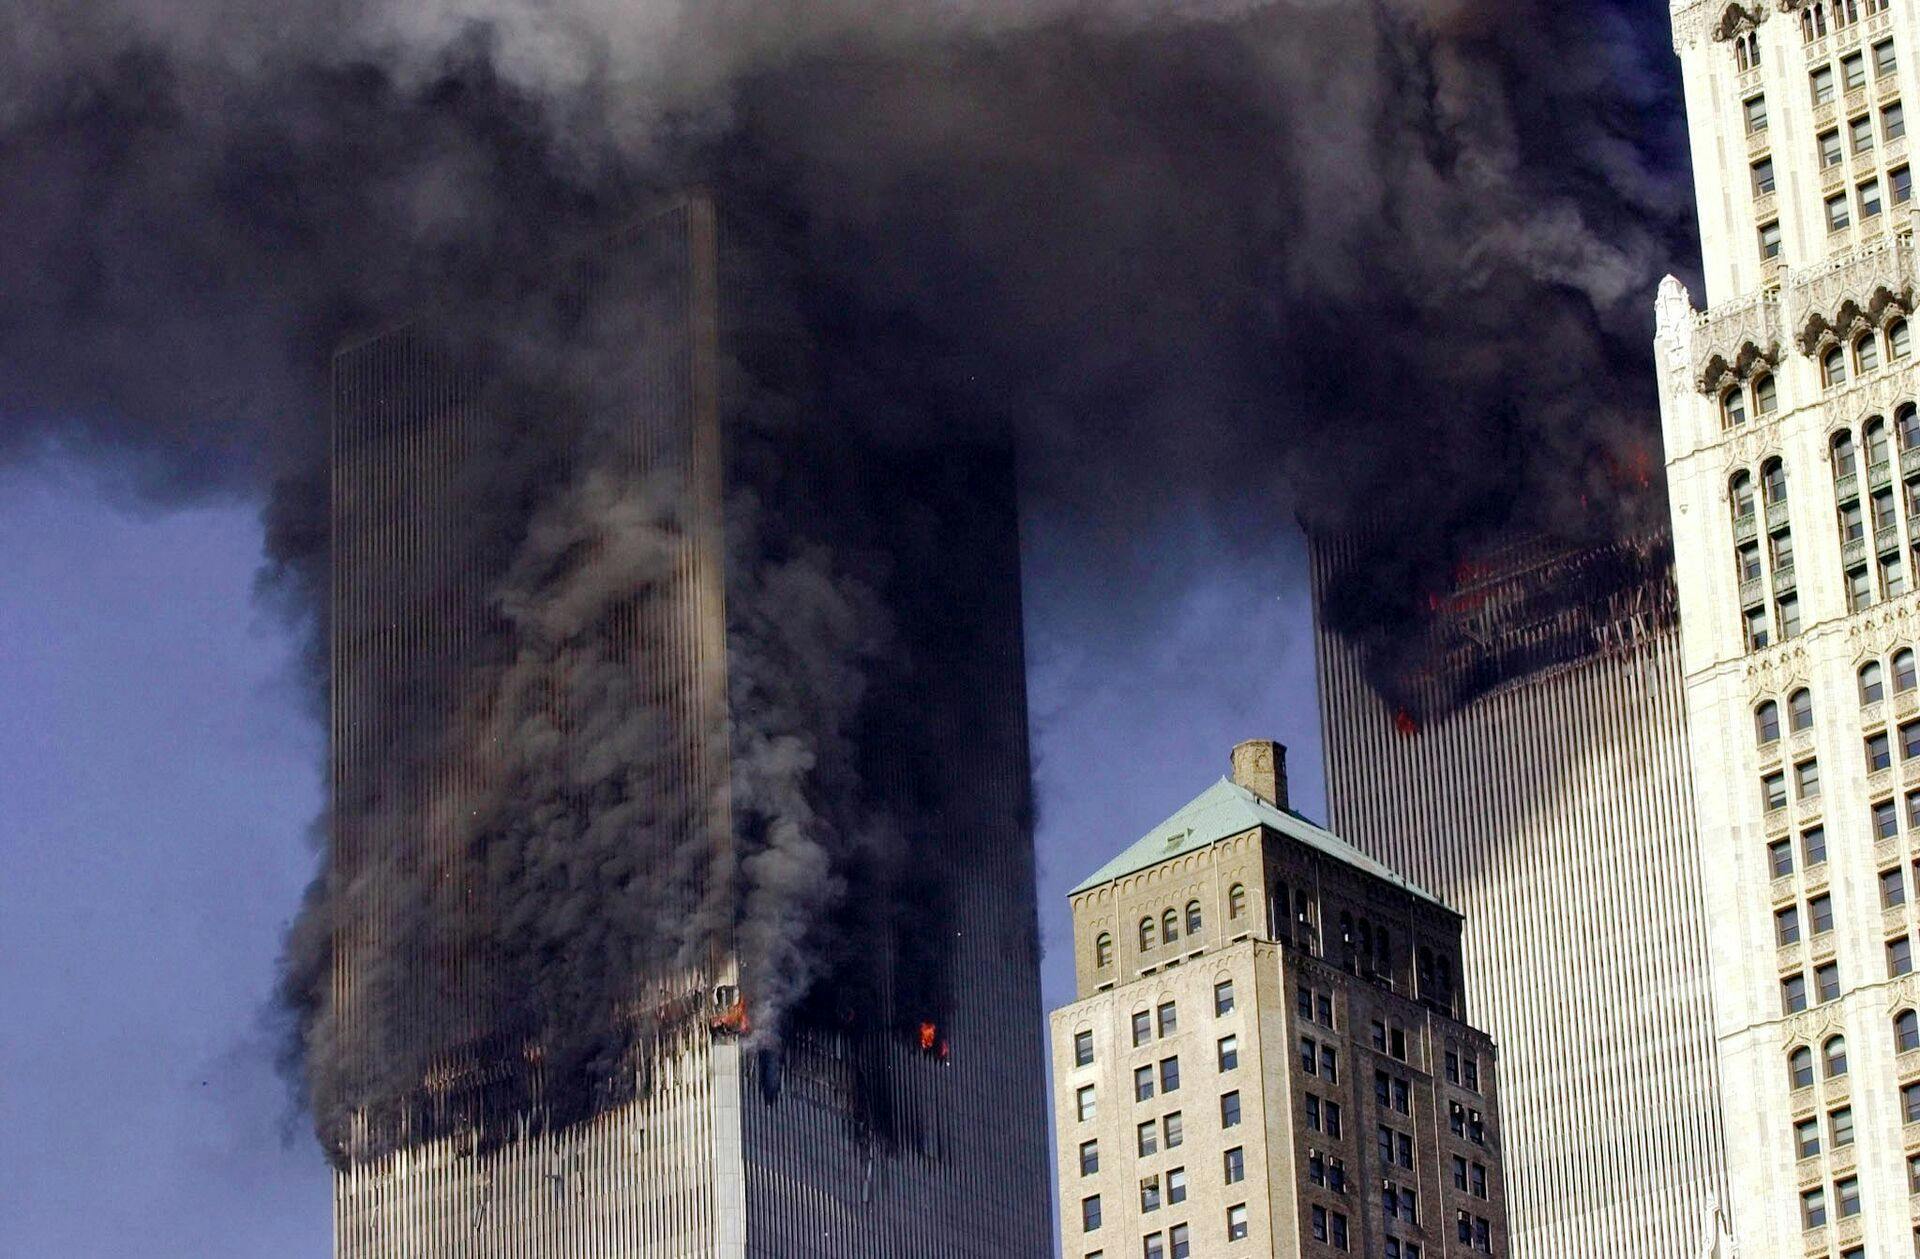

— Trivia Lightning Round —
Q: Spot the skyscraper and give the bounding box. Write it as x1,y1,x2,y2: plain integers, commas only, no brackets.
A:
1659,1,1920,1253
1050,739,1508,1259
1310,536,1730,1257
321,196,1051,1256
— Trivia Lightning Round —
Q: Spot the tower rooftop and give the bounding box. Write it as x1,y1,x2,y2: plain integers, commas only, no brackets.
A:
1069,776,1453,911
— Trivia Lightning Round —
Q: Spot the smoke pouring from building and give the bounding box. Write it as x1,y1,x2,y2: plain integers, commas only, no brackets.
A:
0,0,1696,1145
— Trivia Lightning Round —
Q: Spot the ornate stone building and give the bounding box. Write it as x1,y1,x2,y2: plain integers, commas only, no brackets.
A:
1050,740,1507,1259
1660,0,1920,1254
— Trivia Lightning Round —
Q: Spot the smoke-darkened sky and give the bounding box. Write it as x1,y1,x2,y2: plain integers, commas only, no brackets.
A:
0,0,1695,1251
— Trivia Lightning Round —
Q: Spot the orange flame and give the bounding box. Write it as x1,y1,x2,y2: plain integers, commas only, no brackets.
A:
918,1021,938,1052
710,999,750,1036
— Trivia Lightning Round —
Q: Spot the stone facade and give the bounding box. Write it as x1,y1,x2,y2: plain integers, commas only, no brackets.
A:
1051,742,1507,1259
1661,1,1920,1255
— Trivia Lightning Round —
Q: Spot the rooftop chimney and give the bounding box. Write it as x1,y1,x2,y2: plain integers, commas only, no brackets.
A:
1230,739,1288,809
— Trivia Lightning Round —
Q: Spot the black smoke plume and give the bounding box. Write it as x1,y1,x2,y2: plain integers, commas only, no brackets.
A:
0,0,1696,1148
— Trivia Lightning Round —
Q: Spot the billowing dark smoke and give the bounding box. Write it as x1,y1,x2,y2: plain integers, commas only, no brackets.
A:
0,0,1696,1145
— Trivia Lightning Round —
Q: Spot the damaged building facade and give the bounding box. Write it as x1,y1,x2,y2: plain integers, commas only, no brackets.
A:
1659,0,1920,1253
1051,739,1508,1259
1310,535,1730,1257
322,197,1051,1256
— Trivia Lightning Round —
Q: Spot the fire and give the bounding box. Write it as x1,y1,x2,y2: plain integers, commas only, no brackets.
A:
918,1021,937,1051
710,999,750,1037
1392,709,1419,737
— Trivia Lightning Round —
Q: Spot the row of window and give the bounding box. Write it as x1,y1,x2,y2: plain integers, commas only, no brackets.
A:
1816,163,1913,236
1741,36,1897,138
1795,0,1892,46
1817,315,1913,391
1799,1173,1863,1230
1752,101,1907,198
1785,1009,1920,1092
1079,1202,1253,1254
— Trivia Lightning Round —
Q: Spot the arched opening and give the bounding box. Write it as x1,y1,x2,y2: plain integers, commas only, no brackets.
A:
1789,687,1815,731
1897,649,1917,693
1731,471,1756,522
1858,331,1881,373
1184,900,1202,937
1161,907,1179,945
1756,699,1781,744
1095,932,1113,969
1789,1045,1814,1089
1861,659,1886,705
1896,1008,1919,1053
1823,1035,1849,1078
1824,345,1848,386
1139,916,1156,951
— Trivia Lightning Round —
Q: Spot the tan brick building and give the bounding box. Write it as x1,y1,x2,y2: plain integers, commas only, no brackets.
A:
1050,740,1508,1259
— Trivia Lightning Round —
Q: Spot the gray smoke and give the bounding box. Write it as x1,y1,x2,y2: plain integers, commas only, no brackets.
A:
0,0,1696,1147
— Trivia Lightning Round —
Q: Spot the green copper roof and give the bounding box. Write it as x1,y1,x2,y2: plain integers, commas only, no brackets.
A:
1069,777,1452,911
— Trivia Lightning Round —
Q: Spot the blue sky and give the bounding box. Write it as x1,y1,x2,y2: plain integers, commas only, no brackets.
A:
0,458,1322,1255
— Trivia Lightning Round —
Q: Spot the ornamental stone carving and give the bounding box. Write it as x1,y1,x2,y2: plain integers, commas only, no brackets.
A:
1695,295,1785,393
1845,597,1920,654
1745,642,1809,694
1713,1,1771,36
1791,229,1918,353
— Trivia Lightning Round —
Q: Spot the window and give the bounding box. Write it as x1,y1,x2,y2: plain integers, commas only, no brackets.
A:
1160,1056,1180,1093
1832,1105,1855,1148
1829,191,1852,233
1330,1212,1348,1251
1909,789,1920,830
1860,332,1882,372
1138,1118,1158,1157
1878,38,1898,78
1778,904,1803,945
1301,1035,1319,1076
1854,112,1876,154
1725,383,1749,427
1895,319,1914,360
1383,1125,1414,1169
1790,688,1814,731
1764,459,1788,504
1893,935,1914,977
1162,908,1178,944
1223,1146,1244,1184
1905,721,1920,762
1184,900,1201,936
1843,501,1867,546
1836,1175,1861,1218
1864,661,1887,704
1759,218,1782,260
1082,1195,1102,1232
1878,797,1901,838
1163,1110,1183,1148
1077,1085,1097,1121
1898,649,1916,692
1906,1079,1920,1122
1311,1206,1329,1244
1861,177,1884,219
1784,971,1809,1014
1075,1030,1095,1067
1305,1094,1321,1131
1803,1186,1827,1230
1796,758,1821,799
1220,1090,1241,1128
1748,605,1772,651
1891,100,1910,141
1218,1034,1239,1071
1843,568,1873,614
1140,1175,1160,1213
1214,979,1235,1017
1227,882,1246,920
1897,165,1916,207
1898,1008,1920,1052
1770,837,1795,879
1825,1034,1849,1078
1747,93,1769,134
1733,470,1757,521
1805,827,1829,867
1791,1045,1815,1089
1815,65,1837,105
1757,700,1781,744
1752,156,1776,196
1139,917,1156,951
1157,1001,1177,1036
1741,540,1763,582
1143,1235,1163,1259
1765,771,1788,811
1095,933,1112,968
1081,1139,1100,1175
1168,1222,1189,1259
1870,731,1893,771
1816,961,1840,1003
1823,126,1848,171
1844,52,1867,93
1887,867,1908,907
1226,1203,1248,1243
1133,1010,1152,1047
1796,1115,1822,1159
1321,1044,1338,1083
1811,892,1835,934
1135,1065,1155,1103
1325,1100,1342,1137
1826,344,1850,384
